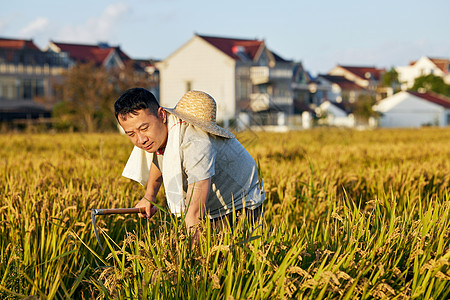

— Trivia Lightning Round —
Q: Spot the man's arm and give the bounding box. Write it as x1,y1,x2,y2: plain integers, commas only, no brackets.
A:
184,178,211,234
135,162,162,218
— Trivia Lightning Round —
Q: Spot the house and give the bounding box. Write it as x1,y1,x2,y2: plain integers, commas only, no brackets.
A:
373,90,450,127
275,61,315,129
46,41,132,69
328,65,385,90
327,65,389,100
291,62,314,104
315,74,367,104
291,62,316,107
311,75,364,127
309,74,381,128
396,56,450,90
45,41,159,98
156,34,296,128
315,75,358,127
316,100,355,127
0,37,67,123
129,58,161,99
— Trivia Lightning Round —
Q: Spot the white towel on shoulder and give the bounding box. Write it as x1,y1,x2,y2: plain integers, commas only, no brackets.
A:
121,113,185,216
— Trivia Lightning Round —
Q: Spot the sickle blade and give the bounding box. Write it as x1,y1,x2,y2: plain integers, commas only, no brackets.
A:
91,209,104,251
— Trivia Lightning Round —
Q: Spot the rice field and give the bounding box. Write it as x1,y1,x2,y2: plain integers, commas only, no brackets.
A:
1,127,449,299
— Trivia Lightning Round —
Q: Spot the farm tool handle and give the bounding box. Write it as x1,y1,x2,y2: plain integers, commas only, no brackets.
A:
93,207,144,215
91,207,145,251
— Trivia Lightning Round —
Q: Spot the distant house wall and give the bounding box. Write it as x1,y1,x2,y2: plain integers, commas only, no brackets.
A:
318,101,355,127
376,92,447,127
379,110,443,128
331,114,355,127
396,57,445,89
445,111,450,126
157,36,236,121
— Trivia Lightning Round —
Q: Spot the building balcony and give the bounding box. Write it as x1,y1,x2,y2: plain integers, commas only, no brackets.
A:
250,93,293,111
0,63,66,76
250,66,292,85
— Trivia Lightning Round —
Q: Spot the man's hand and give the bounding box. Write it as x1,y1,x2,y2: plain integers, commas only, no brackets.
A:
135,196,158,219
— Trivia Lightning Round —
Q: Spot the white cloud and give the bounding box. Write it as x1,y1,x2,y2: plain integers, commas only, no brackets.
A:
19,17,50,37
13,17,52,48
56,3,130,44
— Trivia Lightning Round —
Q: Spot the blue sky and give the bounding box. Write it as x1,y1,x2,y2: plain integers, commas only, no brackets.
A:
1,0,449,76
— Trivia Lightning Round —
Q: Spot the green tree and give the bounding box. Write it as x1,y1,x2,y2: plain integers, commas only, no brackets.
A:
52,61,149,132
52,62,115,132
382,67,400,92
411,74,450,97
350,93,379,124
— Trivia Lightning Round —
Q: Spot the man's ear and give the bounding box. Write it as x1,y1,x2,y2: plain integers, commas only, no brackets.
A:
158,107,167,123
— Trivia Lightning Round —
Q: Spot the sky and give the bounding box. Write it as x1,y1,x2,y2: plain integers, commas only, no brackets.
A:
1,0,449,76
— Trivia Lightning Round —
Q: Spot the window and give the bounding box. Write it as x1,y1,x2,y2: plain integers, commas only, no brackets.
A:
447,113,450,126
18,79,44,100
22,79,33,100
0,78,17,100
237,77,251,99
35,79,45,97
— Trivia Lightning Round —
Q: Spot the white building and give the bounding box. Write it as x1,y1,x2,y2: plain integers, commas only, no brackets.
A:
328,65,385,90
317,100,355,127
396,56,450,90
156,34,295,127
315,74,367,104
374,91,450,127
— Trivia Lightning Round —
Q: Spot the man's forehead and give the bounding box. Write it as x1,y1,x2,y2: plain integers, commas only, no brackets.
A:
120,108,161,127
119,109,148,121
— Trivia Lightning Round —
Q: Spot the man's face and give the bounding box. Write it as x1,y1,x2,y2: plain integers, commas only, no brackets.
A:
119,108,168,153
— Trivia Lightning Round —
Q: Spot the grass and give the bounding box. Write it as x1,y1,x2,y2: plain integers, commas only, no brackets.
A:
0,127,449,299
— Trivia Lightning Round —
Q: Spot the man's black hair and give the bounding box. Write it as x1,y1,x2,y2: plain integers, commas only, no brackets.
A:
114,88,160,120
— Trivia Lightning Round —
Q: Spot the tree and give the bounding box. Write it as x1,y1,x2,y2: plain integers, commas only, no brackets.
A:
411,74,450,97
350,94,379,124
52,61,150,132
382,67,400,93
53,63,113,132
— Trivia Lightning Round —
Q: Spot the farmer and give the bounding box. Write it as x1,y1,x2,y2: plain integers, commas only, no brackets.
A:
114,88,264,236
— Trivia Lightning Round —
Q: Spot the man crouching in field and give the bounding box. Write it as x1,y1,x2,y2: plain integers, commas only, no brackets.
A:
114,88,264,238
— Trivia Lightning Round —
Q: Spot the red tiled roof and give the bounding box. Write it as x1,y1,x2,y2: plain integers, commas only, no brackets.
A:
429,58,450,74
408,90,450,109
91,48,114,63
337,65,385,81
51,41,130,65
319,74,365,90
197,34,265,61
409,57,449,74
0,37,40,50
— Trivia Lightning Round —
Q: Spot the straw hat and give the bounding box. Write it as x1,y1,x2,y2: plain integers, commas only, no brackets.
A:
164,90,234,138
